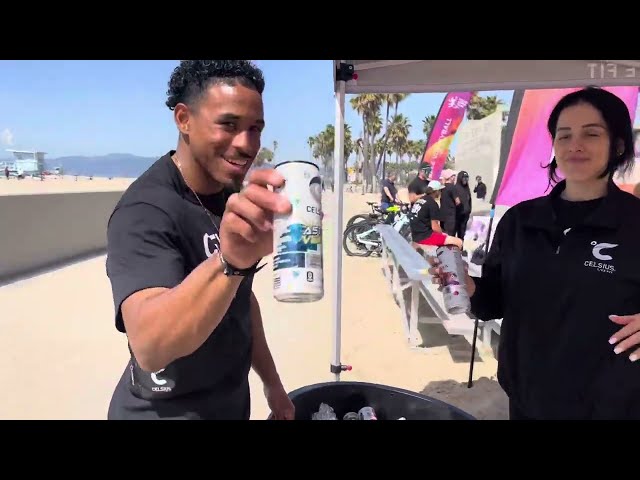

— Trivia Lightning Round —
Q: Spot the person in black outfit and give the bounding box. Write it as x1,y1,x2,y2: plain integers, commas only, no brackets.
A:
408,180,462,250
454,170,472,245
438,169,460,236
429,87,640,419
474,175,487,200
408,163,431,195
105,60,295,420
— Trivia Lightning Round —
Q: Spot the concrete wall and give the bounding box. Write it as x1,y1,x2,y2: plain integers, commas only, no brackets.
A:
0,191,124,283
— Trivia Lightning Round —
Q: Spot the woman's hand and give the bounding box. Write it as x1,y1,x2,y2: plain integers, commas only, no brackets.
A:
609,314,640,362
426,255,476,297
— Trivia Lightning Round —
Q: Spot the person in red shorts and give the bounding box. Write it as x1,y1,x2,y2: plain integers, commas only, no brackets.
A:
408,180,463,250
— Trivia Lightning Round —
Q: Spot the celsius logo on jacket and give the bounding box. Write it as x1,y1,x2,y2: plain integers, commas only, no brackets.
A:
585,241,618,273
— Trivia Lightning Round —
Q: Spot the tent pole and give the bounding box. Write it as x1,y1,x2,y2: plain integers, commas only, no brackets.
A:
330,75,346,382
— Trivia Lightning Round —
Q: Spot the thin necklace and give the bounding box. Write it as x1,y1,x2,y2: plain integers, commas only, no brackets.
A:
172,154,221,236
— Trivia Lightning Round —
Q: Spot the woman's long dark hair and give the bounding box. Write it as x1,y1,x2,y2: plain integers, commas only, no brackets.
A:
544,87,636,188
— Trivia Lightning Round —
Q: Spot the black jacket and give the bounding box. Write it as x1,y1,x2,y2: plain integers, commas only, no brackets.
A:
471,179,640,419
455,173,472,215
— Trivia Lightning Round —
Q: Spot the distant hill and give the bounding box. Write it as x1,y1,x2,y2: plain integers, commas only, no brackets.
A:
47,153,160,178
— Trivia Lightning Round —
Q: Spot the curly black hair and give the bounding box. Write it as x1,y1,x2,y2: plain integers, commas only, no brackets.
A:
165,60,265,111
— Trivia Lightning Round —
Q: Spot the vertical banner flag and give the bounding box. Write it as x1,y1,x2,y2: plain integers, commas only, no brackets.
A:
495,87,639,206
420,92,473,180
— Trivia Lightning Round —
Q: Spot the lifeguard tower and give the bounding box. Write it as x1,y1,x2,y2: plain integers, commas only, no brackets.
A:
6,149,47,175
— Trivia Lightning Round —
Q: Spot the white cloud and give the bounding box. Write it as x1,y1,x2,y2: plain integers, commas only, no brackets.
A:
1,128,14,146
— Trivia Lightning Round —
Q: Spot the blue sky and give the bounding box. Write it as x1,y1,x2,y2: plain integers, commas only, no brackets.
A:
0,60,516,162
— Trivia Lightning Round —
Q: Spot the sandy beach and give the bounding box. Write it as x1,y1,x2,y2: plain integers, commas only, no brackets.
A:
0,175,134,195
0,177,507,420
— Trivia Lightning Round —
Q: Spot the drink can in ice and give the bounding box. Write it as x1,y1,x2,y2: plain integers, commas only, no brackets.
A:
358,406,377,420
273,160,324,303
435,245,471,314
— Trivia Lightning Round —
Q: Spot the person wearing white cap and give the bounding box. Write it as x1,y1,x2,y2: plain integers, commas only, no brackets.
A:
407,179,462,249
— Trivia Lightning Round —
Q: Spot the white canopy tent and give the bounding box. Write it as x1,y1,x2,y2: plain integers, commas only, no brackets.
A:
329,60,640,381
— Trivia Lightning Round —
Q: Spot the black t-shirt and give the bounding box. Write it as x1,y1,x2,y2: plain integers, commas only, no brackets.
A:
408,176,429,195
439,184,458,219
105,151,255,420
410,196,441,242
552,196,604,230
381,179,397,204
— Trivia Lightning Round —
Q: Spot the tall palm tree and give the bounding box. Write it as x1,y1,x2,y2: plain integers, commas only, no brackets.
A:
376,94,410,179
351,94,384,193
310,123,354,191
422,115,437,139
307,136,315,160
388,114,411,164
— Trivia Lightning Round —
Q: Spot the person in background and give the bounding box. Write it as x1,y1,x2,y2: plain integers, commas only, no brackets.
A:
407,163,431,199
428,87,640,420
408,180,462,250
105,60,294,420
454,170,472,246
380,171,399,211
4,166,9,180
474,175,487,200
438,169,460,236
380,171,400,224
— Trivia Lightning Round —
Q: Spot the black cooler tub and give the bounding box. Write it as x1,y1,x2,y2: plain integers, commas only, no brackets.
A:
269,381,475,420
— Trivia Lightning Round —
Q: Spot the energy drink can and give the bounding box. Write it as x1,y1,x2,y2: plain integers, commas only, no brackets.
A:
273,160,324,303
435,245,471,315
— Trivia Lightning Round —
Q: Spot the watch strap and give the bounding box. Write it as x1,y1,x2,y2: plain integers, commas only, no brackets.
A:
219,253,265,277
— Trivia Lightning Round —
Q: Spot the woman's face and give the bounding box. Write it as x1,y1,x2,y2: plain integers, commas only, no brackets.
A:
553,102,612,183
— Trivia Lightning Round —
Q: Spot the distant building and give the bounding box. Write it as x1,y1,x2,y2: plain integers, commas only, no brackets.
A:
5,149,46,174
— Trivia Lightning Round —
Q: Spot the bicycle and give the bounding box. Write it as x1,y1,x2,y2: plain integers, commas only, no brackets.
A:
344,201,404,244
343,203,412,257
345,201,386,230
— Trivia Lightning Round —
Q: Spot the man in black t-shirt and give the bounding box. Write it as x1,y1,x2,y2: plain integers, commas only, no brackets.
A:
105,61,295,420
380,172,399,210
408,180,462,250
408,163,431,196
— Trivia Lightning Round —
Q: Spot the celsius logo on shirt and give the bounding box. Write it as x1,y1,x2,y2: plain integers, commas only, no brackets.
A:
584,241,618,274
151,368,173,393
203,232,221,258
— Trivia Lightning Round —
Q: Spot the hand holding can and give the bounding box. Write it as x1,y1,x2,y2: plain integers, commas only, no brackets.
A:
430,246,473,314
272,160,324,303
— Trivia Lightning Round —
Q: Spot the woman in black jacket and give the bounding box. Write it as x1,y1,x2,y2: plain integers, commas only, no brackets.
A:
429,87,640,420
